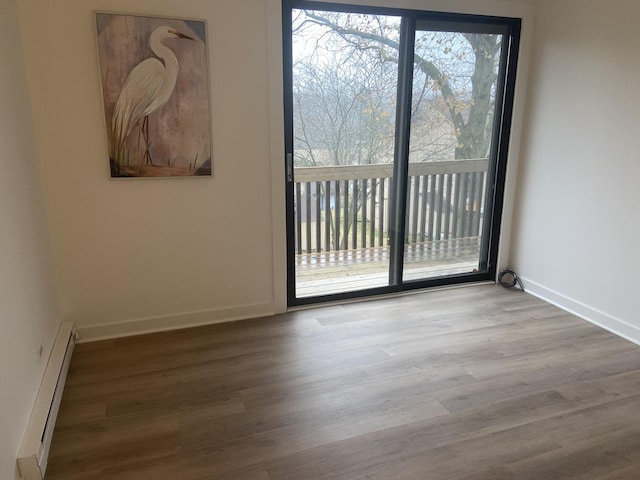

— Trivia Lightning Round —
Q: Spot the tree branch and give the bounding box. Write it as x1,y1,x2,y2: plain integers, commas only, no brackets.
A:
303,11,465,135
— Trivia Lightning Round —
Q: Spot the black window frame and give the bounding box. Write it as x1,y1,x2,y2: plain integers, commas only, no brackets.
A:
283,0,522,307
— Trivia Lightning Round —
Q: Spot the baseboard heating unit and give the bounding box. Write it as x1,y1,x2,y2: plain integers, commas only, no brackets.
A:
17,322,76,480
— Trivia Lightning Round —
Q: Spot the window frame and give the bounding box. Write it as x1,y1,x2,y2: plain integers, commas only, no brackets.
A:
283,0,522,307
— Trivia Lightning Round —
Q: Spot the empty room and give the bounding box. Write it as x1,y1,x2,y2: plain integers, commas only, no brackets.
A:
2,0,639,479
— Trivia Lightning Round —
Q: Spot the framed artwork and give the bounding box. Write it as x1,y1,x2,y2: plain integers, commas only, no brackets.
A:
95,13,212,178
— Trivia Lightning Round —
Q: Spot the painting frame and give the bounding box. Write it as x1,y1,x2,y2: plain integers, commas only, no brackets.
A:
95,12,213,178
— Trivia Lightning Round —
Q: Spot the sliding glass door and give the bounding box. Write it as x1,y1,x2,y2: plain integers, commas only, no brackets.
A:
402,22,510,283
287,8,402,299
283,2,520,306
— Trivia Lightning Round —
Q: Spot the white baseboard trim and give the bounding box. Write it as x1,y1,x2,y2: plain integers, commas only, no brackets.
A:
521,276,640,346
76,301,275,343
18,322,75,479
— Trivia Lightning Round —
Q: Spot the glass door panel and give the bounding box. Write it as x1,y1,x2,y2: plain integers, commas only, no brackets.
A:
290,9,401,298
403,28,504,282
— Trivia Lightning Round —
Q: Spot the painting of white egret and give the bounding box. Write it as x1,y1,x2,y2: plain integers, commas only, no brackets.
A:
96,13,212,178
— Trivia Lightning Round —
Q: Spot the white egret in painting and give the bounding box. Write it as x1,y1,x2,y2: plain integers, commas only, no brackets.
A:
110,26,194,169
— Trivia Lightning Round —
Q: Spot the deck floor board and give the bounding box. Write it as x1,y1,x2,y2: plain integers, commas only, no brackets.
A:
296,237,480,296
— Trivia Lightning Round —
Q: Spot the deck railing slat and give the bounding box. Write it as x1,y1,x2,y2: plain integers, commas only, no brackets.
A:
324,181,331,252
427,175,436,242
444,173,453,240
343,180,349,251
295,183,302,253
411,176,420,244
419,175,428,243
315,182,321,252
436,174,445,241
473,172,485,237
361,179,367,249
369,179,376,248
452,173,461,239
352,179,358,250
466,172,476,237
461,173,470,237
305,182,312,253
335,181,341,251
379,179,385,247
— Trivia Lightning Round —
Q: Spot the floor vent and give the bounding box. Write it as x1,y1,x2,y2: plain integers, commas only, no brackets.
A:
17,322,76,480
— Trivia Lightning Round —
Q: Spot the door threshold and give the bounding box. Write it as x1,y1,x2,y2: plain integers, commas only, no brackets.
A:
286,280,494,312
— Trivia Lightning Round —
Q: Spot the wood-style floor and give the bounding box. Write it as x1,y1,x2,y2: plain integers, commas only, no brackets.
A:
46,284,640,479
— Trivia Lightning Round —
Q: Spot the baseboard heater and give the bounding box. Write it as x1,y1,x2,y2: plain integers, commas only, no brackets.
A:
17,322,76,480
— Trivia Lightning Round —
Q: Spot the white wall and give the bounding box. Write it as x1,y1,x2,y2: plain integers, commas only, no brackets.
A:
18,0,281,340
0,0,61,478
512,0,640,342
16,0,536,341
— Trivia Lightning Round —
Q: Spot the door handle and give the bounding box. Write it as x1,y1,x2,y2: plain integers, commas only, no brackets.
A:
286,153,293,182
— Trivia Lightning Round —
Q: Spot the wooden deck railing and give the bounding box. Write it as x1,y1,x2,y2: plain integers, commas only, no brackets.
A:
293,159,489,255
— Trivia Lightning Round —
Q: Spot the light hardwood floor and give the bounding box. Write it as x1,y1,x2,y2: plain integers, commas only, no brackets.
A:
46,285,640,479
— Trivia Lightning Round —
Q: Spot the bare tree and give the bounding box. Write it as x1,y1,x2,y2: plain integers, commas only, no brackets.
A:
299,11,502,160
293,58,396,168
293,53,396,249
291,10,503,251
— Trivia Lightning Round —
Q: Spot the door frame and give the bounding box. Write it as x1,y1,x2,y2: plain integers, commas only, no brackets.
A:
282,0,521,307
